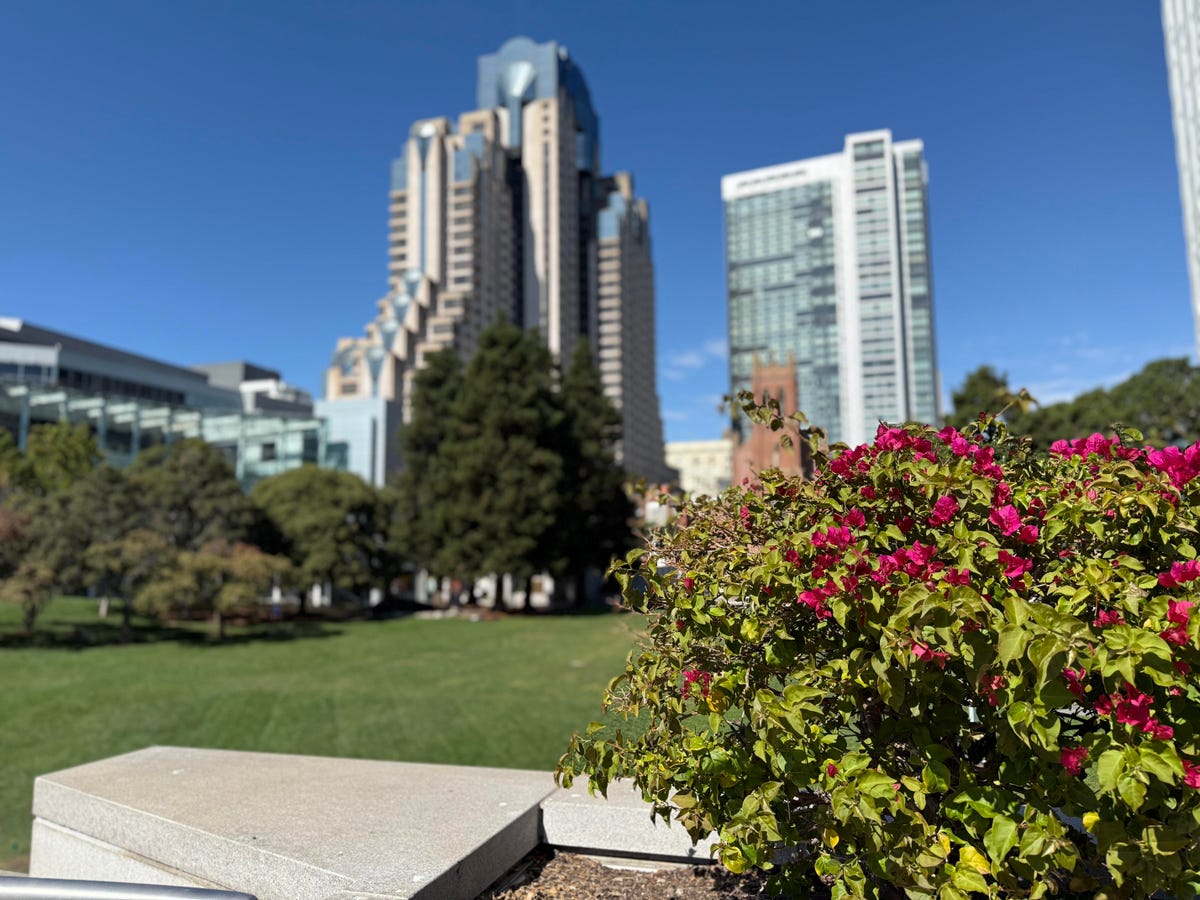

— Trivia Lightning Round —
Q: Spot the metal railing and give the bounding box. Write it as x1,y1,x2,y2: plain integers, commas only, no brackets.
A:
0,877,256,900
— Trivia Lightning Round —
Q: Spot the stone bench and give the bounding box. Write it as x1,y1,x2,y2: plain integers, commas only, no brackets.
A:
30,747,715,900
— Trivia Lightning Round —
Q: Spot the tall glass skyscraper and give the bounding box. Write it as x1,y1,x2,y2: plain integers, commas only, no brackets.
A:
722,130,940,447
321,37,669,483
1164,0,1200,357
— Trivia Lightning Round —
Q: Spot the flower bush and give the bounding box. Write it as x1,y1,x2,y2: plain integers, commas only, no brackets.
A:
557,413,1200,898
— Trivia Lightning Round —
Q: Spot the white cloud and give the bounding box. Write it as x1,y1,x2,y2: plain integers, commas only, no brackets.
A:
663,337,728,381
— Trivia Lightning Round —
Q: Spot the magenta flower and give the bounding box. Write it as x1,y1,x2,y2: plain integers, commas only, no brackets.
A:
1168,599,1195,625
989,505,1021,536
1093,609,1124,628
1016,524,1039,544
825,763,838,778
944,567,970,586
1063,667,1087,700
841,508,866,528
927,493,959,527
1060,746,1088,776
1183,760,1200,789
1162,625,1190,646
997,550,1032,579
912,642,948,668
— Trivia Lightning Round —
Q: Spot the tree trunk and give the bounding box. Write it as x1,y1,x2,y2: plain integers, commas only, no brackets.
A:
121,596,133,644
523,574,535,612
213,608,225,641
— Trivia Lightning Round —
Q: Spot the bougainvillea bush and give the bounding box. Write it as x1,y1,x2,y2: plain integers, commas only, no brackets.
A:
557,414,1200,898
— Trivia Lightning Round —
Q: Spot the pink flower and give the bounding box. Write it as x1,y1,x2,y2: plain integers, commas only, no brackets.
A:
912,642,949,668
1093,609,1124,628
993,482,1012,506
683,577,694,594
980,673,1006,706
784,549,800,565
944,567,970,586
990,505,1021,536
826,763,838,778
950,436,971,457
1168,599,1195,625
1094,694,1113,716
1159,560,1200,588
861,485,877,500
1049,439,1072,458
739,506,751,524
997,550,1032,579
1016,524,1039,544
1114,685,1153,729
1060,746,1088,776
1063,667,1087,700
1161,625,1190,646
1148,720,1174,741
928,494,959,527
1183,760,1200,789
841,508,866,529
682,669,712,699
871,555,899,583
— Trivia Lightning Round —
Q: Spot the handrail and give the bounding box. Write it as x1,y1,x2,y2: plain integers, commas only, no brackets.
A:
0,877,257,899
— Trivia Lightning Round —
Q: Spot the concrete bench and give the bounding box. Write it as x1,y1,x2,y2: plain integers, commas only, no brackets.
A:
30,747,714,900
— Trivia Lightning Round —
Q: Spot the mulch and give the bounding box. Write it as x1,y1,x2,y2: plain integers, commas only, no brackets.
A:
478,847,775,899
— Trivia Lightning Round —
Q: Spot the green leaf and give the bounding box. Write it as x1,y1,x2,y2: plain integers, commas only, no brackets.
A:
922,760,952,793
1097,749,1125,793
983,815,1018,865
1116,774,1146,811
997,626,1029,665
951,864,990,893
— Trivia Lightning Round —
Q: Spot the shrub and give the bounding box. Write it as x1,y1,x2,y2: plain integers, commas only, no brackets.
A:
558,415,1200,898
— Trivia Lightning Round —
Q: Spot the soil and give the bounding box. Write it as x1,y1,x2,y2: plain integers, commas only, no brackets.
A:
478,847,774,899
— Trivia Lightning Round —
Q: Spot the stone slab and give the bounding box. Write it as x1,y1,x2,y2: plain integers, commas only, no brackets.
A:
540,781,717,862
31,747,557,900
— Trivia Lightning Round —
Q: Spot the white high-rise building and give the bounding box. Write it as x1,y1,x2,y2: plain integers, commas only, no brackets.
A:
1164,0,1200,356
321,36,669,484
722,130,940,447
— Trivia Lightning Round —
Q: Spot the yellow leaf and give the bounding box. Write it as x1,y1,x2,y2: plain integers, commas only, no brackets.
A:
960,845,991,874
1083,811,1100,832
823,827,839,849
939,832,952,855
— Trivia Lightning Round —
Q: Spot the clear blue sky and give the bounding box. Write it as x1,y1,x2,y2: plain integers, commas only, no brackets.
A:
0,1,1190,442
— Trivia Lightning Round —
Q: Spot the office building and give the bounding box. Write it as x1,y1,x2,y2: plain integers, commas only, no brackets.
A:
722,130,940,447
1164,0,1200,355
324,36,669,484
0,318,338,486
665,437,732,499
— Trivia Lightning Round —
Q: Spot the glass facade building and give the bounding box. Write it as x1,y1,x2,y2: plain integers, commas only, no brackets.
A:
722,130,940,446
1164,0,1200,356
325,36,671,483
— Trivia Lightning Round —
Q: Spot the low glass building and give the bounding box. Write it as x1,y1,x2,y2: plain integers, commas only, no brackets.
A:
0,318,341,487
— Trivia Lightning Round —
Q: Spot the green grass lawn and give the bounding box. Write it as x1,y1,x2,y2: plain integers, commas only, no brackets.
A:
0,597,643,871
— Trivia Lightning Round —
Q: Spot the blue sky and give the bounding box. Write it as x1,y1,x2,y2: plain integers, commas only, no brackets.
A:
0,1,1190,442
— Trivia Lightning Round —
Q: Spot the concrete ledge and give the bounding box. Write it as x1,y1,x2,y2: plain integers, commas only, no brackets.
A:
32,747,554,900
30,748,717,899
541,781,716,861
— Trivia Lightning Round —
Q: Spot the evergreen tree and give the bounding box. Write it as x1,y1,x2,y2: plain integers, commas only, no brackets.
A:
392,348,464,580
559,339,634,605
252,465,398,603
128,439,253,550
439,320,568,606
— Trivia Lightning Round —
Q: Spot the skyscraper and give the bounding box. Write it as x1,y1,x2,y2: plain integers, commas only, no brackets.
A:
1164,0,1200,356
722,130,940,447
321,37,668,484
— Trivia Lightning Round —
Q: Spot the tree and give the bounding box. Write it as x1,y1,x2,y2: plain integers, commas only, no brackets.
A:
392,348,464,581
129,439,253,549
137,538,289,640
558,339,634,605
10,422,101,496
85,528,176,643
945,365,1015,430
1021,357,1200,449
438,320,568,606
251,466,397,607
0,560,56,634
